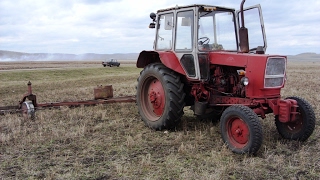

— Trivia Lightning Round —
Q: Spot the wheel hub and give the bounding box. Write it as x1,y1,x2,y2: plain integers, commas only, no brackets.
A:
148,79,165,116
228,118,249,146
235,128,242,135
149,91,161,109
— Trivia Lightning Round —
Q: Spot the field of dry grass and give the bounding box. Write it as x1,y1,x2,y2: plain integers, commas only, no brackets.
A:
0,61,319,179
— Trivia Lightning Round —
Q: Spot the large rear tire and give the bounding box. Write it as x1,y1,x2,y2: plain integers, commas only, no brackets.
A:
275,96,315,141
137,63,185,130
220,105,263,154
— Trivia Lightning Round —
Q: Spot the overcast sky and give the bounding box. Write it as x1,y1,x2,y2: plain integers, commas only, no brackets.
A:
0,0,319,55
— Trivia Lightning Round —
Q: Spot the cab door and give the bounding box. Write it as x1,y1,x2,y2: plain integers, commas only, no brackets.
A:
237,4,267,53
174,7,201,80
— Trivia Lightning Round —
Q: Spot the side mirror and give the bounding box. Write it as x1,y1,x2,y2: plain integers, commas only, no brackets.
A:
149,12,156,29
149,23,155,28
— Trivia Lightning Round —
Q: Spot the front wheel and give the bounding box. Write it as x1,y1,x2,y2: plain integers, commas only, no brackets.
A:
220,105,263,154
275,96,315,141
136,63,185,130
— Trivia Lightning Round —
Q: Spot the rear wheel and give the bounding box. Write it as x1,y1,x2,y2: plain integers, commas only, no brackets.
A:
220,105,263,154
136,63,185,130
275,96,315,141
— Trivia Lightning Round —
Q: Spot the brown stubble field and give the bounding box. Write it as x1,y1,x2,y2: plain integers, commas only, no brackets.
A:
0,60,319,179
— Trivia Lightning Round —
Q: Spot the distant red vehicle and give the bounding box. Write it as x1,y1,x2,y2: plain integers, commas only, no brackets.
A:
102,59,120,67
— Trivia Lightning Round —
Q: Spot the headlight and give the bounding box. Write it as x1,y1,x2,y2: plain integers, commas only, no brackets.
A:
241,77,249,86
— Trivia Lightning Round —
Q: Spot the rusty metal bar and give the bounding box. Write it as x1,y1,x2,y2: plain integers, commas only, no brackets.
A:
36,96,136,108
0,106,21,115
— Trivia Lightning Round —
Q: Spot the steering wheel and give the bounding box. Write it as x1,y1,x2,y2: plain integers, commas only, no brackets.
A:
198,37,210,45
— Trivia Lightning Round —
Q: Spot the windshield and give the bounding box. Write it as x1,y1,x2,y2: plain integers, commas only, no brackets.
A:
198,10,237,51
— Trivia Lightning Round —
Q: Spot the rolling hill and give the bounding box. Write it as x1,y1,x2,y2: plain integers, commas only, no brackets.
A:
0,50,319,62
0,50,139,61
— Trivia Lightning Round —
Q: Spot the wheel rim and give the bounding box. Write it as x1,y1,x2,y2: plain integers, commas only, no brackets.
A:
140,77,165,121
226,117,249,148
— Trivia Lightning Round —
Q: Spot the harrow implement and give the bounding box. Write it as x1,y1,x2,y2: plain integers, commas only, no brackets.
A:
0,81,136,119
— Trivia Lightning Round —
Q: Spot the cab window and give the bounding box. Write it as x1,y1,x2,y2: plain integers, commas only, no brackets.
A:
175,10,194,51
156,13,174,50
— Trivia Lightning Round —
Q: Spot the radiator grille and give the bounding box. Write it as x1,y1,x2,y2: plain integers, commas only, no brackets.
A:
264,57,286,88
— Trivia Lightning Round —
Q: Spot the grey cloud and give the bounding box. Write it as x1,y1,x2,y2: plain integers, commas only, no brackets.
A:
0,0,319,55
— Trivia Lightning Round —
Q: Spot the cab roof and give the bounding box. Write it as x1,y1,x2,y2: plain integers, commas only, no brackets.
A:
157,4,235,13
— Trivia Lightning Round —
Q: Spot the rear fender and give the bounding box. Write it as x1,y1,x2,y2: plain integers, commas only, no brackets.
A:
136,51,186,75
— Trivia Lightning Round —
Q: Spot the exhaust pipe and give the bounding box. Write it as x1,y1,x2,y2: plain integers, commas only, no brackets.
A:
239,0,249,53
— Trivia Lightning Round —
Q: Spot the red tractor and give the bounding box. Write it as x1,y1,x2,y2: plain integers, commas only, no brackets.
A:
135,0,315,154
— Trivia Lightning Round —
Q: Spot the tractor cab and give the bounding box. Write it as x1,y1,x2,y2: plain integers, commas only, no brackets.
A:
145,4,266,80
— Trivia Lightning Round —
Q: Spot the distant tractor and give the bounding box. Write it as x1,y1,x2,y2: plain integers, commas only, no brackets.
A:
136,0,315,154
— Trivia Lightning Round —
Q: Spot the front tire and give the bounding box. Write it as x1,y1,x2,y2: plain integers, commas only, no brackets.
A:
220,105,263,154
136,63,185,130
275,96,315,141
